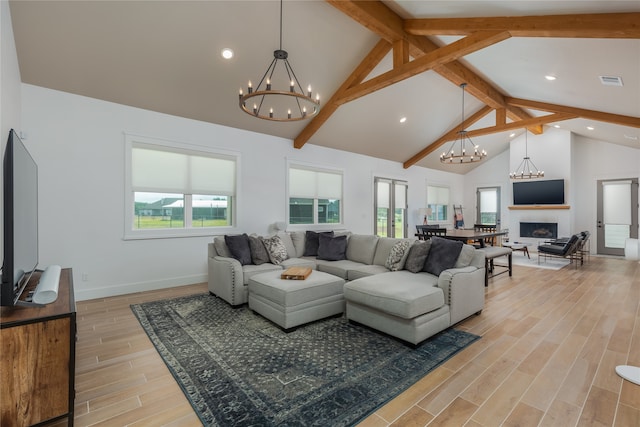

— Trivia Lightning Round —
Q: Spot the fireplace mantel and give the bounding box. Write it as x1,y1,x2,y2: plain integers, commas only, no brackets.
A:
508,205,570,210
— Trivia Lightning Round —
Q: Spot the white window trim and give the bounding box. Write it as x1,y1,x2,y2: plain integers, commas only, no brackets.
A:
286,159,344,231
124,133,240,240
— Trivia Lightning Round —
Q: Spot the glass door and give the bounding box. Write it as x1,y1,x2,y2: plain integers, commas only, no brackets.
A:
374,178,407,238
476,186,501,226
597,178,639,255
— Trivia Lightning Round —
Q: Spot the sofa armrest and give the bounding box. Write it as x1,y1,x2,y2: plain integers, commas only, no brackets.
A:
438,266,485,325
208,255,245,306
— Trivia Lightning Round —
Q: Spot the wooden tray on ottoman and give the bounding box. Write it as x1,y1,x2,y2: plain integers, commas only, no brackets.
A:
281,267,312,280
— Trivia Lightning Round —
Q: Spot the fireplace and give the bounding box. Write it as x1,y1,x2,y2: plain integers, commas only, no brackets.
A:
520,222,558,239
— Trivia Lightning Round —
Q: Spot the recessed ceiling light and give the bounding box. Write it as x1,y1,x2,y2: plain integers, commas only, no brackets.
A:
553,125,561,128
399,117,407,123
221,48,234,59
587,126,595,130
545,75,556,81
509,133,516,138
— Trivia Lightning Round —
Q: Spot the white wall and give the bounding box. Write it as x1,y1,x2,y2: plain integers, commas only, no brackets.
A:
572,134,640,251
0,0,21,139
0,0,22,266
21,84,464,300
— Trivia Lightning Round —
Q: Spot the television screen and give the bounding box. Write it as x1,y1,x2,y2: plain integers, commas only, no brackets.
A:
2,129,39,306
513,179,564,205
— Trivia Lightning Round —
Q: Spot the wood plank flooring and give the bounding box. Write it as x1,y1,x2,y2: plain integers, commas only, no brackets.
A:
69,256,639,426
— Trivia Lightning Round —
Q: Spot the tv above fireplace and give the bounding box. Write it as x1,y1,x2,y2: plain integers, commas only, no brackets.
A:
513,179,565,205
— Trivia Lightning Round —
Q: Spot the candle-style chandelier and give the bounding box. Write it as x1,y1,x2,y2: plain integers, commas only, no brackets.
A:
440,83,487,164
239,0,320,122
510,130,544,179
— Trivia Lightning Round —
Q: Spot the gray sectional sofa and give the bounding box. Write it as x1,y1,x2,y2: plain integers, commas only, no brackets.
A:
208,231,485,345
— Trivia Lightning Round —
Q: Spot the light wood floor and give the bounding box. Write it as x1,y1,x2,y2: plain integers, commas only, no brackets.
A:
69,256,640,427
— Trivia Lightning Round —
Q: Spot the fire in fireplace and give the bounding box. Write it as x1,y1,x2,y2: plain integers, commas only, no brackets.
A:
520,222,558,239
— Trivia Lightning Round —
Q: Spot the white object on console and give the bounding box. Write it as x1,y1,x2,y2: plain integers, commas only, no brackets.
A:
33,265,61,304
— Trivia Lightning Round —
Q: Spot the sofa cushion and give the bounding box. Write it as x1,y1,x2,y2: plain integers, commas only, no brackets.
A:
454,244,476,268
289,231,306,257
213,236,232,258
280,257,317,270
347,265,390,281
262,235,289,265
424,237,463,276
404,240,431,273
248,235,270,265
225,234,252,265
316,259,366,280
372,237,402,266
385,240,412,271
241,263,283,285
344,272,445,319
317,234,347,261
303,230,334,256
277,231,297,259
346,234,379,264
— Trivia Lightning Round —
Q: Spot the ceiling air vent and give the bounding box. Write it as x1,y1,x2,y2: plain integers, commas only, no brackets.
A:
599,76,623,86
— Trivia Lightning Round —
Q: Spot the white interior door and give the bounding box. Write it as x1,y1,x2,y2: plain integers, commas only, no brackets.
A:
597,178,639,256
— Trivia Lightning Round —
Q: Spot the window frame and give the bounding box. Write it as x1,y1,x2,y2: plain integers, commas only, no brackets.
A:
286,161,344,229
124,133,240,240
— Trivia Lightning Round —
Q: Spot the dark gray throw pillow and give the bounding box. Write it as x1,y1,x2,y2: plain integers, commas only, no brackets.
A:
224,234,252,265
317,233,347,261
423,237,463,276
303,230,334,256
404,240,432,273
248,235,270,265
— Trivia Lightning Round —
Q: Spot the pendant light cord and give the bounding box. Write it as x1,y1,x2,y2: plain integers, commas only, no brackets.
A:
279,0,283,50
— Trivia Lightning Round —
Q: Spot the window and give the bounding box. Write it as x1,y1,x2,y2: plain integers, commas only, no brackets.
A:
288,165,342,225
427,185,449,223
125,135,237,238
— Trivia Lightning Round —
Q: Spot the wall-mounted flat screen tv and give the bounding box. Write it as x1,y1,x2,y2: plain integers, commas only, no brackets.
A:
513,179,565,205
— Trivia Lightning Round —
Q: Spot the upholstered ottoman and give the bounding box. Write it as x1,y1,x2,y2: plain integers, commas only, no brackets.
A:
248,270,346,331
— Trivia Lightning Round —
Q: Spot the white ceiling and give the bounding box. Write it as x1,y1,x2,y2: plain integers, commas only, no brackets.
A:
9,1,640,174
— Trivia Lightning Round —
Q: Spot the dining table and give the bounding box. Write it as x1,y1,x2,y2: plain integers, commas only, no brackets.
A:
415,228,509,248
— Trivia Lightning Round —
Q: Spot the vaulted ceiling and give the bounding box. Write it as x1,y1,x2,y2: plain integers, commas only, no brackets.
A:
9,1,640,174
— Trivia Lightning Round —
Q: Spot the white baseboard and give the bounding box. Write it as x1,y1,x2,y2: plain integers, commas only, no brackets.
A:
74,273,208,301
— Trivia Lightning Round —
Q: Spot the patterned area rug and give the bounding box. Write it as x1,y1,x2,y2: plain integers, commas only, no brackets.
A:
131,294,480,426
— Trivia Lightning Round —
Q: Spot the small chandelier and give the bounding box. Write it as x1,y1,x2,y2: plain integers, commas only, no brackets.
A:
440,83,487,164
239,0,320,122
510,130,544,179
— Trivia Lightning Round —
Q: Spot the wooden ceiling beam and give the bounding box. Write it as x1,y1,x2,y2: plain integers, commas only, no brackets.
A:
319,0,539,153
506,98,640,128
403,110,574,169
327,0,535,121
405,13,640,38
337,31,511,105
294,39,391,149
465,113,578,139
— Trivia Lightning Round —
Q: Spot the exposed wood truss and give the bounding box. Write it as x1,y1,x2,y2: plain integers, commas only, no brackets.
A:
405,13,640,38
294,1,640,168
